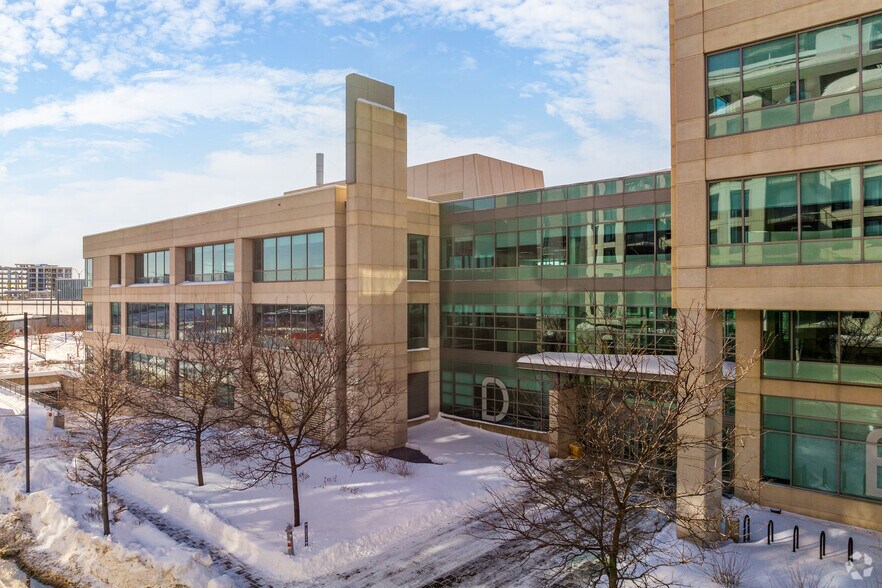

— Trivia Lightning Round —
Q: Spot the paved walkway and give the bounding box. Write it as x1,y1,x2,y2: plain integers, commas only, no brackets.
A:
310,511,594,588
119,497,268,588
0,444,269,588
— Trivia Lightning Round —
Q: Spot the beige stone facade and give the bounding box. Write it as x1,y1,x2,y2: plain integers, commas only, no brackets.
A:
407,154,545,202
671,0,882,532
83,75,446,452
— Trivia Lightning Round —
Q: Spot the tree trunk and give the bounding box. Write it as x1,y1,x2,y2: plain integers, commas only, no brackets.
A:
101,479,110,536
195,432,204,487
290,451,301,527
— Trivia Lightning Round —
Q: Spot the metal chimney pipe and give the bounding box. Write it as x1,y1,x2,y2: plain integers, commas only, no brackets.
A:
316,153,324,186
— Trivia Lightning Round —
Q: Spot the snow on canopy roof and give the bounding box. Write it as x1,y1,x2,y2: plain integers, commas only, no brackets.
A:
516,352,736,381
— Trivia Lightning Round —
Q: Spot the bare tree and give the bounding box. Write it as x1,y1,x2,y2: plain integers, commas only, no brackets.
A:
71,330,85,360
221,311,399,527
63,334,155,535
135,322,239,487
474,307,760,587
32,322,50,355
0,309,13,353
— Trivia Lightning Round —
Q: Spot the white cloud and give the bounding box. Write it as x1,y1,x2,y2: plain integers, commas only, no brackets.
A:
0,63,349,134
286,0,670,135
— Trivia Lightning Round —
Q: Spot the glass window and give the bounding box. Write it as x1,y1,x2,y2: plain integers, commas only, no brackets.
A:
744,174,798,242
567,225,592,265
252,304,324,346
596,179,622,196
707,49,742,118
792,435,838,493
518,230,540,267
794,311,838,363
705,13,882,136
177,304,234,340
134,250,170,284
742,39,796,105
84,258,93,287
125,303,169,339
800,167,860,240
840,312,882,367
656,217,672,261
798,21,859,101
254,232,324,282
185,243,234,281
408,304,429,349
762,432,791,483
566,184,592,199
764,310,882,385
865,165,882,238
110,302,120,334
624,220,655,262
763,311,791,361
85,302,93,331
474,234,495,269
863,15,882,112
596,223,624,264
623,175,655,193
541,228,566,266
408,234,428,280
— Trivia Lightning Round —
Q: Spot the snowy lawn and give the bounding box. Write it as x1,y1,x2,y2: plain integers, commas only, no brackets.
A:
0,373,879,587
0,384,512,586
0,332,82,372
114,417,512,582
654,501,882,587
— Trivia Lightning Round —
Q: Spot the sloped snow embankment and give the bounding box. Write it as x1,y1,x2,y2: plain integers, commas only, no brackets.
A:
0,459,232,587
114,469,498,582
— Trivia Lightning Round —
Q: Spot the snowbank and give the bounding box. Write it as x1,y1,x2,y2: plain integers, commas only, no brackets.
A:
0,460,232,587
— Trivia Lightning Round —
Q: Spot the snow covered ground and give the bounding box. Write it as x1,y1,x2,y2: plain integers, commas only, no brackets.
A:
0,383,514,587
0,374,878,587
0,332,82,373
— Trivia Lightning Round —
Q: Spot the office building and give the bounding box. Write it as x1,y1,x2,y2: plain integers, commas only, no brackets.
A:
671,0,882,532
1,264,74,299
83,0,882,537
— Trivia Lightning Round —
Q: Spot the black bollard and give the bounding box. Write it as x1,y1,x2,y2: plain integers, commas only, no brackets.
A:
792,525,799,552
848,537,854,563
819,531,826,560
768,520,775,545
305,522,309,547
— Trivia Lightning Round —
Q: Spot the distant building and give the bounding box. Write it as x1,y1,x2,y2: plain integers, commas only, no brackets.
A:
0,264,74,299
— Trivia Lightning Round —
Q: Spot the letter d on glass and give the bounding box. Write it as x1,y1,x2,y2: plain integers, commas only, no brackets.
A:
866,430,882,499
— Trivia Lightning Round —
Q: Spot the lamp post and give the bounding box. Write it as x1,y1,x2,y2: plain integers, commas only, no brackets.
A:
2,312,47,493
24,312,30,493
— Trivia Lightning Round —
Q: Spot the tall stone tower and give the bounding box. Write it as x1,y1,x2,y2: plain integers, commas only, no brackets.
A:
344,74,409,450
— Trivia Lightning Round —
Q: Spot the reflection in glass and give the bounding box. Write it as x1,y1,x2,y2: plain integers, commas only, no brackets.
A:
865,165,882,236
708,181,743,245
744,174,797,242
798,21,859,100
863,15,882,111
742,37,797,109
800,167,860,240
707,49,742,116
794,311,838,363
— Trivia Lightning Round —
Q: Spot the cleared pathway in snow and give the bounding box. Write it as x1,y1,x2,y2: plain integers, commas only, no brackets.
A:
309,510,590,588
119,496,266,588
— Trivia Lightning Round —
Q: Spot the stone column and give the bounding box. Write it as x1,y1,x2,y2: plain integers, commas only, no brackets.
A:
675,308,723,543
733,309,762,504
345,74,409,451
233,238,253,326
548,384,580,458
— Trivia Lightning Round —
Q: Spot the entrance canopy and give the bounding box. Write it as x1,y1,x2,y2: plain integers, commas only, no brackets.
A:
516,352,736,381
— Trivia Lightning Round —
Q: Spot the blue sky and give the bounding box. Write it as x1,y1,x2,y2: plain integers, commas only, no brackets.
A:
0,0,670,270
